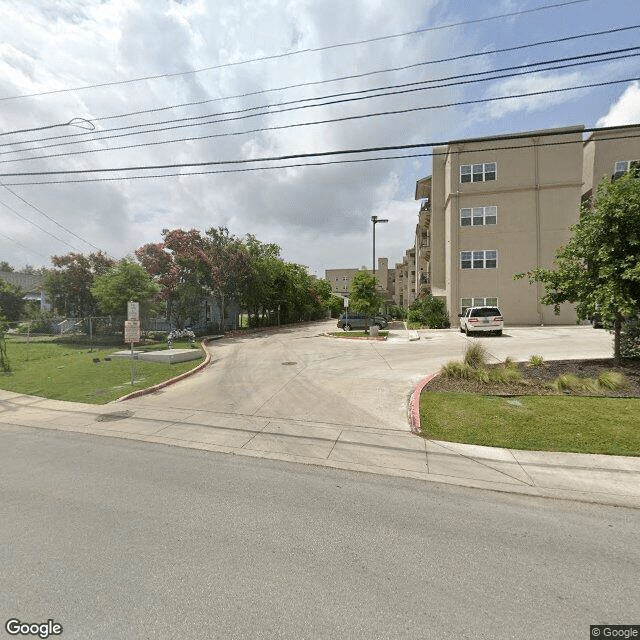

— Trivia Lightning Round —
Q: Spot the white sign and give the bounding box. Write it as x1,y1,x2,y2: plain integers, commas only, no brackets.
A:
127,301,140,321
343,297,349,308
124,320,141,343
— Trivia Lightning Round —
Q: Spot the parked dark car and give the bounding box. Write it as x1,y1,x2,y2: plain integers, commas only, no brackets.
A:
337,314,388,331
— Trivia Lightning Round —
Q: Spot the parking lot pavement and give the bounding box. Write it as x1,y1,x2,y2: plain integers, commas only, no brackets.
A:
1,322,637,508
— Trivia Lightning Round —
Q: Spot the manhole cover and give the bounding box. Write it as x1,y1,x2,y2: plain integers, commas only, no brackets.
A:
95,410,134,422
281,362,297,366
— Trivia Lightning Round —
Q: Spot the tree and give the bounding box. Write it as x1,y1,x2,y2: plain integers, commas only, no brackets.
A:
45,252,114,317
0,261,14,272
408,294,449,328
349,270,383,327
0,315,10,372
204,227,251,332
515,172,640,362
91,260,160,316
0,279,26,321
136,229,209,329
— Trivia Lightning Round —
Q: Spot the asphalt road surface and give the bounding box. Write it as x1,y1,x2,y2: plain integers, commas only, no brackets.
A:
2,426,638,640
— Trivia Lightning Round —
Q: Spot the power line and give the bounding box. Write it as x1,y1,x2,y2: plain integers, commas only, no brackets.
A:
3,50,638,161
0,230,50,261
4,126,639,186
90,23,639,125
0,0,593,103
3,50,638,164
8,130,639,187
0,183,103,252
0,197,78,249
1,78,638,180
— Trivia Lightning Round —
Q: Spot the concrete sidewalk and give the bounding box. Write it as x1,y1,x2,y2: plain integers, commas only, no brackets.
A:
1,387,638,509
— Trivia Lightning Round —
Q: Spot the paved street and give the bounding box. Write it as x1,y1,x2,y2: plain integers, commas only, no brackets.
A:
0,321,638,507
2,428,638,640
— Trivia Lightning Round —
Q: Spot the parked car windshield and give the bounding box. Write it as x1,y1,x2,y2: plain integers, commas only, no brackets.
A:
471,308,501,317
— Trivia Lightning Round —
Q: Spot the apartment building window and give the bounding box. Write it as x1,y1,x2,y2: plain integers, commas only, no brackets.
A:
460,206,497,226
613,160,640,180
461,297,498,313
460,162,496,183
460,250,497,269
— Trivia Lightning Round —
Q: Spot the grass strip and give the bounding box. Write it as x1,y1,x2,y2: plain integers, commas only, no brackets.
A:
0,339,204,404
419,392,640,456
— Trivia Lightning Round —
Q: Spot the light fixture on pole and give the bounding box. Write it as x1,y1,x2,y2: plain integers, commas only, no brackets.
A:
371,215,389,277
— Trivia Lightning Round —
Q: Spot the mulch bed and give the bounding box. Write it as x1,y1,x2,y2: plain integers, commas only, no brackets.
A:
426,358,640,397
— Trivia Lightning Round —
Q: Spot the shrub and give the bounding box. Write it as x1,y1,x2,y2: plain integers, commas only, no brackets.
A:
503,355,515,367
491,367,523,384
441,361,473,379
527,354,545,368
620,321,640,358
407,310,423,325
597,371,628,391
463,342,488,369
474,368,490,384
554,374,583,391
408,294,449,328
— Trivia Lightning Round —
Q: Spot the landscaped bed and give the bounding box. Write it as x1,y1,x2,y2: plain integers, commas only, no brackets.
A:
419,357,640,456
0,337,205,404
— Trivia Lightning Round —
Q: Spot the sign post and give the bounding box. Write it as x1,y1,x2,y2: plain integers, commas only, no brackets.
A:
125,302,141,385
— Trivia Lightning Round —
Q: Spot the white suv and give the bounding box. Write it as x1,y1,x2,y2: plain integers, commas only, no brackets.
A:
459,306,503,336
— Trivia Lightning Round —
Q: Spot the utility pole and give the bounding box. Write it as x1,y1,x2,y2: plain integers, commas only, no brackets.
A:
371,215,389,277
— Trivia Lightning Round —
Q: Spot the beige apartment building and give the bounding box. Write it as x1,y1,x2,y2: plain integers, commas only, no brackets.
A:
411,123,640,325
325,258,395,303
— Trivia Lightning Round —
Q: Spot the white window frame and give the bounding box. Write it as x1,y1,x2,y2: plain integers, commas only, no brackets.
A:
460,162,497,183
460,206,497,227
460,250,498,270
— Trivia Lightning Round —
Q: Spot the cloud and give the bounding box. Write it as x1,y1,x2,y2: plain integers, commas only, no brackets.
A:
469,71,587,122
596,82,640,127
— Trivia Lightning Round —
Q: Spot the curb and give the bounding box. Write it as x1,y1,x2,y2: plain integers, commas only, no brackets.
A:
408,371,441,434
223,319,327,340
115,337,213,403
324,333,388,341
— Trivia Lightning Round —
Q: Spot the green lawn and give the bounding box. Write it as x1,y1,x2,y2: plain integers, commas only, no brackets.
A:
419,392,640,456
0,338,205,404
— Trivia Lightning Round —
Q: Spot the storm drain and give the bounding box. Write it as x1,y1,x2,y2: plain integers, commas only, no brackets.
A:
95,410,134,422
281,362,297,366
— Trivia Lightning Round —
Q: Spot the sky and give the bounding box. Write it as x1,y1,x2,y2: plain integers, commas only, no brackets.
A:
1,0,639,278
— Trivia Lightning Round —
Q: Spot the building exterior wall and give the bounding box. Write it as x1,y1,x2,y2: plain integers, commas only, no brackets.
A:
325,258,396,303
583,125,640,200
412,126,601,324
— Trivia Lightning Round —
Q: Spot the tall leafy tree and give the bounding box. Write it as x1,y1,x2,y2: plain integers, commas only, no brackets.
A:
0,261,14,272
0,279,25,321
515,172,640,362
204,227,250,332
136,229,208,329
91,260,160,316
45,252,114,317
349,270,383,320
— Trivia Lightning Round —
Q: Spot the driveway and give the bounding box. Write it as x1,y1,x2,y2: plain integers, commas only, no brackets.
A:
3,321,637,508
127,320,615,432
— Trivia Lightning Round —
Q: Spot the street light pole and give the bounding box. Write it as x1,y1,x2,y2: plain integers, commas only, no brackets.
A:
371,215,389,277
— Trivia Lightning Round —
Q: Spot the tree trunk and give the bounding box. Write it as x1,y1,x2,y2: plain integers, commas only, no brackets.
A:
613,312,623,365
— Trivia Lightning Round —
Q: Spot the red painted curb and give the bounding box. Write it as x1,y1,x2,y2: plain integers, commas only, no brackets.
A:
325,333,387,341
408,371,441,434
115,338,213,403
